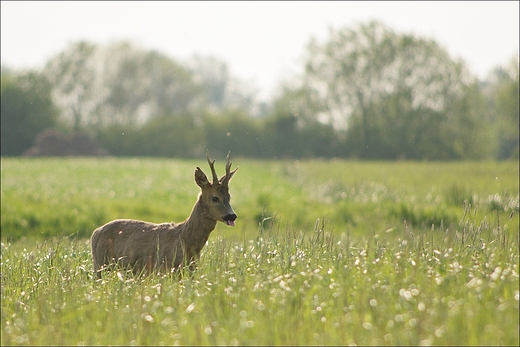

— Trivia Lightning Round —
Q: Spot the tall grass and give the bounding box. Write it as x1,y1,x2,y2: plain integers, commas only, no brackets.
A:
1,207,518,345
1,158,518,345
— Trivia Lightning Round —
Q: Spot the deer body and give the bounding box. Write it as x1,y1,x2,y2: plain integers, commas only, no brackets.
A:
90,153,237,278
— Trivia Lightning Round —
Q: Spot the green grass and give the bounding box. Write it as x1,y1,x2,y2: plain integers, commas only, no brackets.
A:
1,158,518,241
1,158,519,345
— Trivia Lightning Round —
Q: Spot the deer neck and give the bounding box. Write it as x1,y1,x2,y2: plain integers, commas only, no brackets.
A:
180,194,217,254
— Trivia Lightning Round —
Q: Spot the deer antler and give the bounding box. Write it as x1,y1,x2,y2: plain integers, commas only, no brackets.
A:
225,151,232,178
220,151,237,186
206,151,219,185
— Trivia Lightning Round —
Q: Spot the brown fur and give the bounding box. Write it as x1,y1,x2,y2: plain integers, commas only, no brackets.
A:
90,153,238,278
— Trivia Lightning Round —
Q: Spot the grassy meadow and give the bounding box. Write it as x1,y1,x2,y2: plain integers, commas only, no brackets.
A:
1,157,519,345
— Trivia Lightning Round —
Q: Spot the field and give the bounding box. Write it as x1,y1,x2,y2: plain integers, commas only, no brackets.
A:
1,157,519,345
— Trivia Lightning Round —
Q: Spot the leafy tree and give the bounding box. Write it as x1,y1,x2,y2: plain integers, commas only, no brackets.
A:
138,114,203,158
265,84,342,158
100,43,199,126
95,124,141,157
42,43,266,158
202,109,264,158
300,21,488,159
264,112,300,158
1,70,59,155
271,85,326,126
446,81,493,160
488,55,519,159
43,41,99,130
188,55,256,114
43,41,200,130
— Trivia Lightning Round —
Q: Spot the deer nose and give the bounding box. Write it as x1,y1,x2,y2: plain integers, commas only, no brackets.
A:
224,213,237,221
223,213,237,226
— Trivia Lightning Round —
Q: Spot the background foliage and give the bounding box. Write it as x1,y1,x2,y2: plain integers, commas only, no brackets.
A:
0,72,59,156
1,21,518,159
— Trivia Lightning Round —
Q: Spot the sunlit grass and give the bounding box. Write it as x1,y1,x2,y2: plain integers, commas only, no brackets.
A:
1,157,518,344
2,158,517,241
1,206,518,345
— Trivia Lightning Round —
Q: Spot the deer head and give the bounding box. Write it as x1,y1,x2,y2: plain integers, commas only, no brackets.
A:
194,151,238,226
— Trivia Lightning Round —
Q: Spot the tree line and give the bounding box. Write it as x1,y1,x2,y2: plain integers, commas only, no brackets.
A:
2,21,518,160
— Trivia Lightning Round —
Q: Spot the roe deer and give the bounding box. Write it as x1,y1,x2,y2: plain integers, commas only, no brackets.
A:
90,152,238,279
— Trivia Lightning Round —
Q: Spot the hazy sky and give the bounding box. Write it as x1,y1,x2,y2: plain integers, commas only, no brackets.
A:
1,1,518,101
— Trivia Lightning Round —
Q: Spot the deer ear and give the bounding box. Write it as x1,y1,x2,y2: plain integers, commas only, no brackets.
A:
195,167,211,188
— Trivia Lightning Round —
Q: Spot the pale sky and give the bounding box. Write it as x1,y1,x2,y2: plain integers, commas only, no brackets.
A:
1,1,518,101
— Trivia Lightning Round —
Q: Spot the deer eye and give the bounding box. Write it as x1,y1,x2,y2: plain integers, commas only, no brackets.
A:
211,196,220,203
